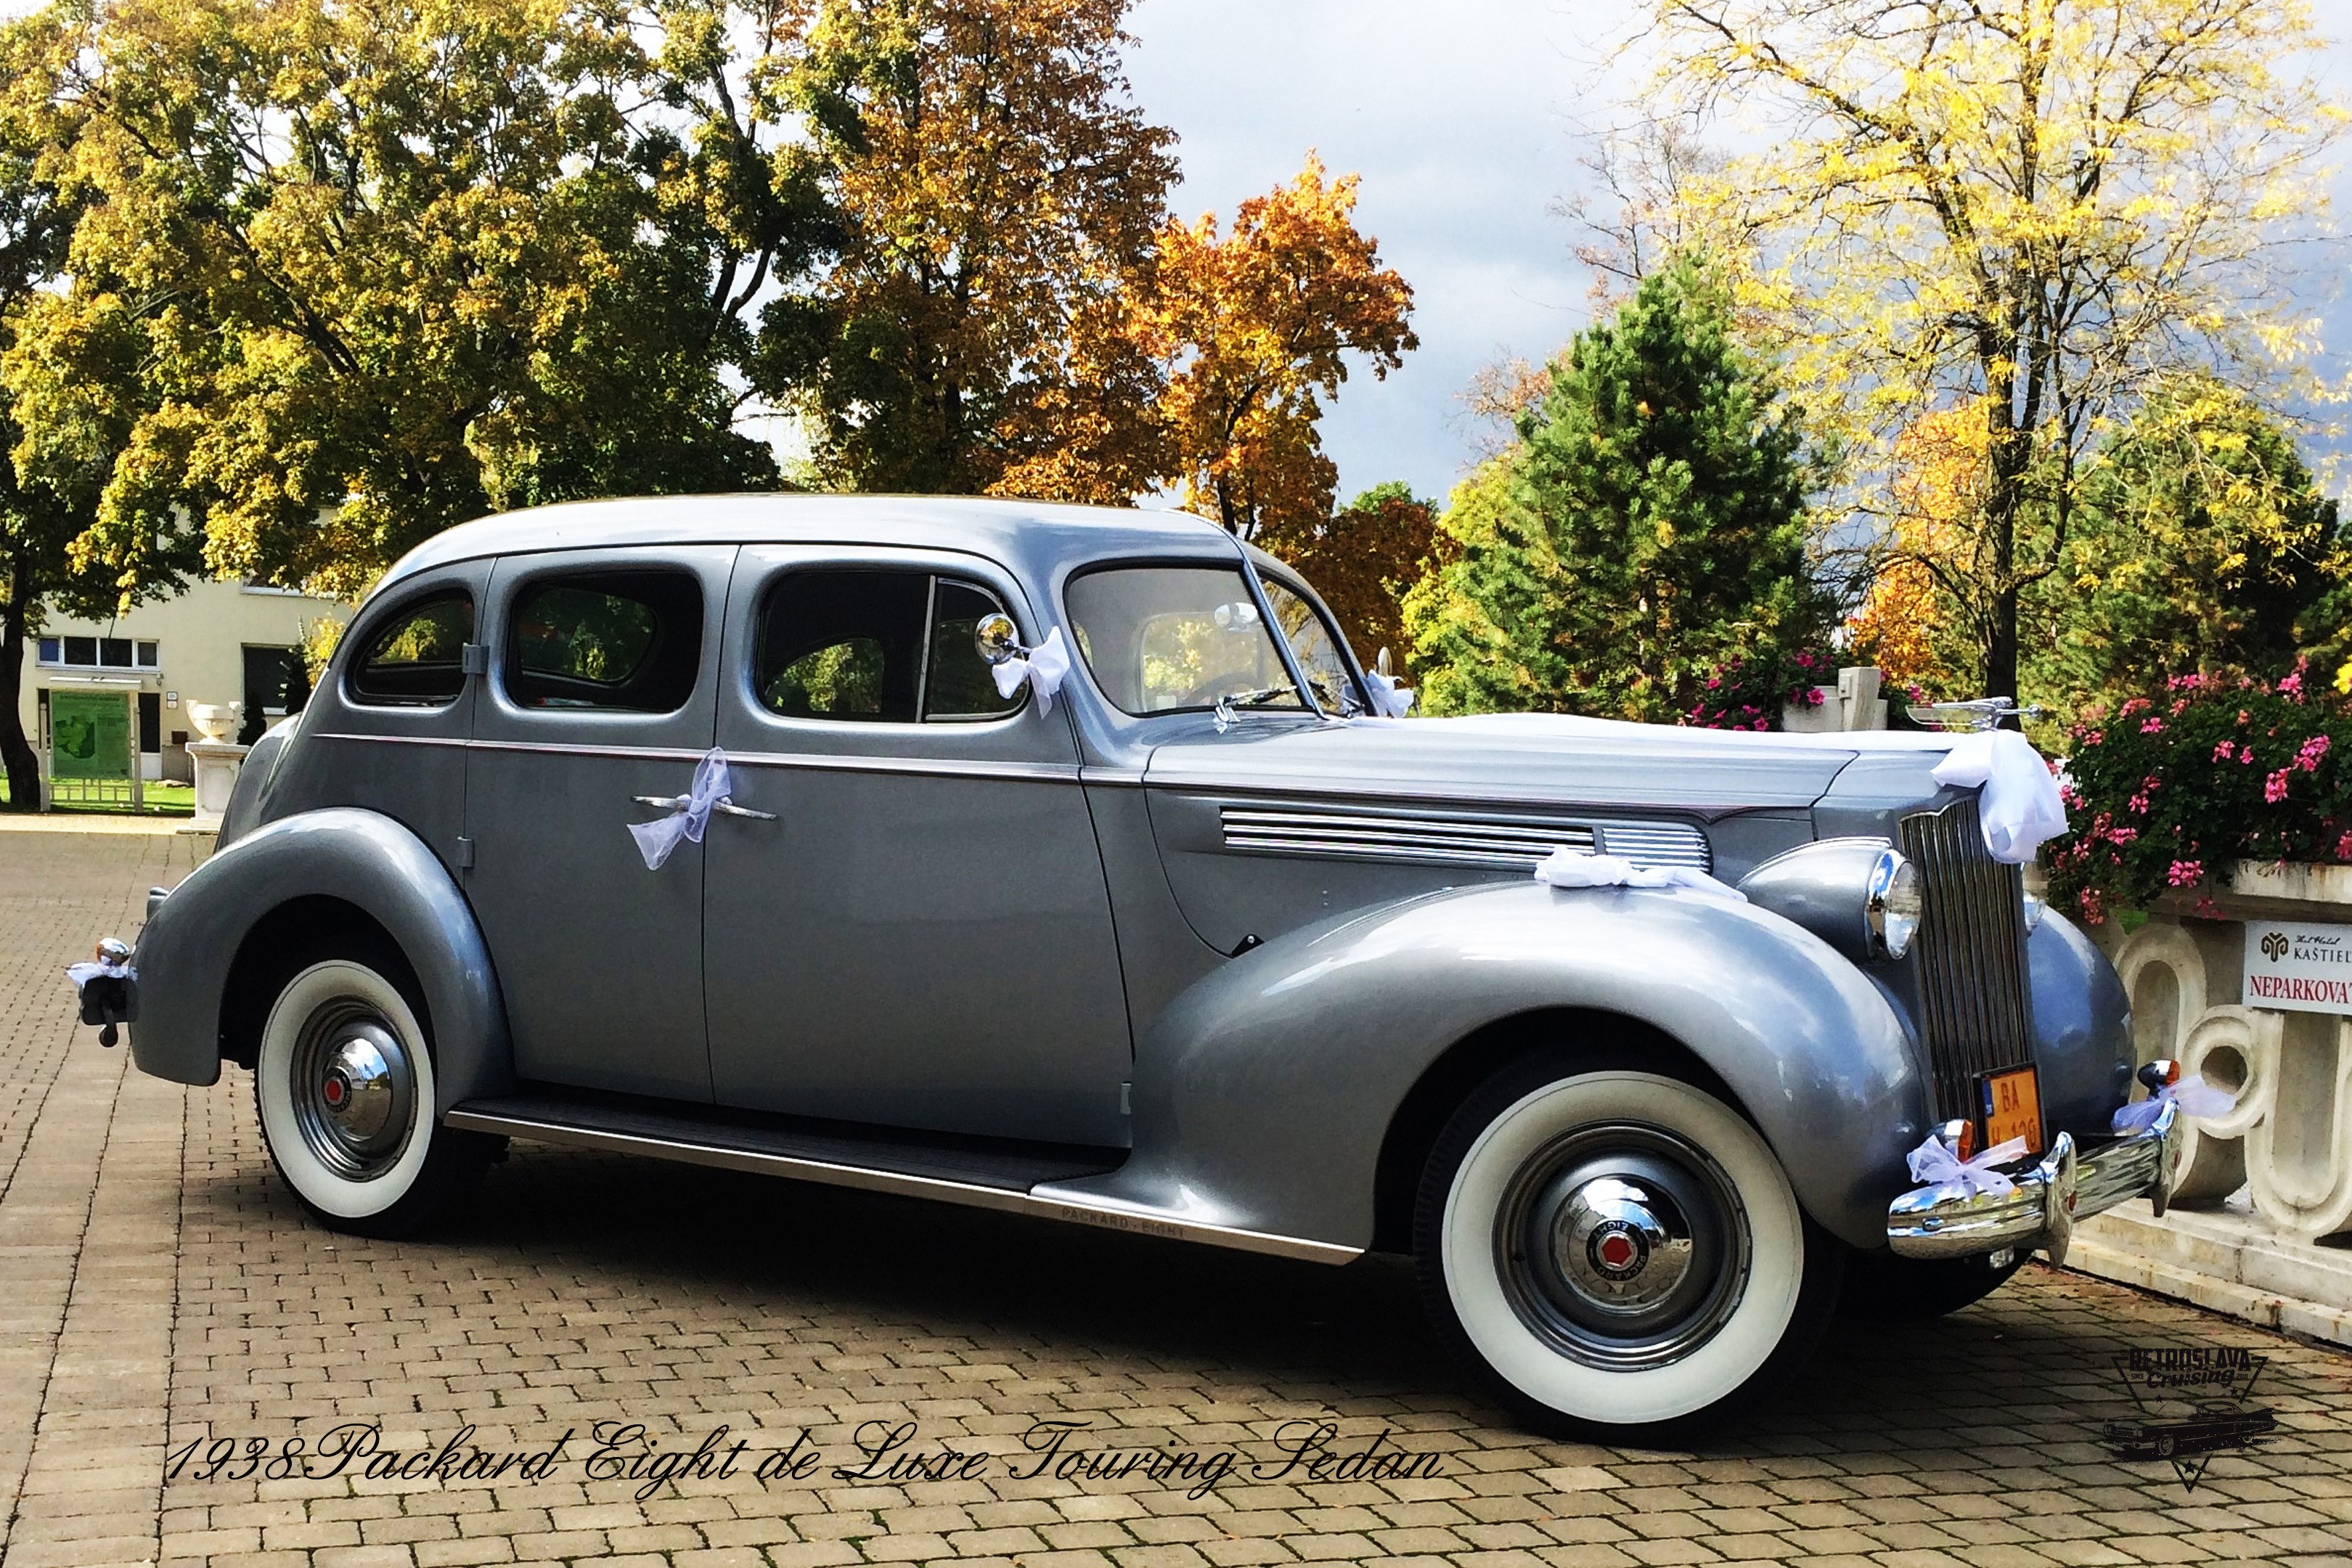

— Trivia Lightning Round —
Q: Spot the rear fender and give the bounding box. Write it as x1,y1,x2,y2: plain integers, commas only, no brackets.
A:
1053,880,1927,1251
131,808,511,1114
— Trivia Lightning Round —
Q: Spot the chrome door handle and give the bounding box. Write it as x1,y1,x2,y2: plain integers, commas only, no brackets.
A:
711,801,777,820
630,793,776,821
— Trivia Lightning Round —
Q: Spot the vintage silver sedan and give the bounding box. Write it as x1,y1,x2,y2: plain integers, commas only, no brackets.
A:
97,495,2178,1438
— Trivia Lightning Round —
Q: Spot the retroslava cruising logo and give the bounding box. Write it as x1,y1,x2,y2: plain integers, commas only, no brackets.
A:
2243,919,2352,1016
2100,1347,2276,1489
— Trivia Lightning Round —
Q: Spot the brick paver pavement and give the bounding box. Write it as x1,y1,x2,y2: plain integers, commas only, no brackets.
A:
4,828,2351,1568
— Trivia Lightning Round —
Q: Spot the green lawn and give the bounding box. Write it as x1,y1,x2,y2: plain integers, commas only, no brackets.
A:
0,774,196,817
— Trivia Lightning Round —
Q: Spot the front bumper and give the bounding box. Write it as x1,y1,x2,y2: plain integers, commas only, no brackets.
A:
1885,1100,2179,1263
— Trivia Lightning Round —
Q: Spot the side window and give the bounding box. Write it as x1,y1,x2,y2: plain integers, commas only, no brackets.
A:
923,580,1024,721
348,590,473,706
758,571,928,722
755,571,1027,724
506,571,702,714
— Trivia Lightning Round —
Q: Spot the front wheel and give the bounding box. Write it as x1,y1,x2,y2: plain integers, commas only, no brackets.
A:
1414,1061,1840,1441
254,949,495,1238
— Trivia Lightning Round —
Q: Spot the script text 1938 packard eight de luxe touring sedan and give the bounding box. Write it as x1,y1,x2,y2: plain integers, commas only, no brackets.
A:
81,495,2185,1439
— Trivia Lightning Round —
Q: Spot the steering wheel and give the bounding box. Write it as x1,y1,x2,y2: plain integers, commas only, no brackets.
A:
1177,670,1262,708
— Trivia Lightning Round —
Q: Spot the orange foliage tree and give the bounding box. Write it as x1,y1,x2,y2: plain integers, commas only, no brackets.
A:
1131,155,1416,541
1262,482,1440,676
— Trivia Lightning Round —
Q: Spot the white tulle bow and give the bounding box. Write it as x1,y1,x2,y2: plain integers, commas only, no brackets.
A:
1929,730,2068,863
2112,1074,2236,1135
990,626,1071,716
1361,668,1416,718
629,748,734,871
65,955,133,993
1904,1132,2031,1198
1532,849,1749,902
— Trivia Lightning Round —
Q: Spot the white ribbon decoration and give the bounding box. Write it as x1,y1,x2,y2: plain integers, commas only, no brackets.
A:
2112,1074,2236,1135
1533,848,1749,902
65,956,133,995
990,626,1071,716
1903,1131,2031,1199
1361,667,1416,719
1929,730,2068,864
629,748,734,871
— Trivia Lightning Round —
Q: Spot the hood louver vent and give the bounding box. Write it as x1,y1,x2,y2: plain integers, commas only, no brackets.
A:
1218,806,1708,873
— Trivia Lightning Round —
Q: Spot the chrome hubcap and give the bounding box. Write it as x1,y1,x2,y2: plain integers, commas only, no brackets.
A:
1496,1122,1749,1368
291,1005,416,1180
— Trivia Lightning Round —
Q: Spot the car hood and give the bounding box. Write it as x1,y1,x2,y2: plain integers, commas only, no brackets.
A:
1138,711,1966,816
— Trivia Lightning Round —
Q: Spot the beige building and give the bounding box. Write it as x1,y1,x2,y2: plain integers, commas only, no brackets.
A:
20,579,350,784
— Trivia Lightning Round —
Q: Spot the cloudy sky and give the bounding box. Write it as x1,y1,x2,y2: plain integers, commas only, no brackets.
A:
1125,0,2352,509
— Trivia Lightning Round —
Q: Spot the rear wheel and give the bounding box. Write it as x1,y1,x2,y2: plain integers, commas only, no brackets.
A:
1414,1058,1841,1441
253,943,495,1238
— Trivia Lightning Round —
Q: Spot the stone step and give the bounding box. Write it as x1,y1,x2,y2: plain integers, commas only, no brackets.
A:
2068,1196,2352,1347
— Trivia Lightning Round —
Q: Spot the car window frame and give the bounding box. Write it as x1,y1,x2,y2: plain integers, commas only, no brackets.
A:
1061,556,1333,720
1254,565,1375,718
498,565,707,716
748,565,1032,730
342,585,476,710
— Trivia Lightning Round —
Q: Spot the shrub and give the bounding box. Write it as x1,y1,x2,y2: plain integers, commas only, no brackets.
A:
1686,648,1839,730
2043,664,2352,923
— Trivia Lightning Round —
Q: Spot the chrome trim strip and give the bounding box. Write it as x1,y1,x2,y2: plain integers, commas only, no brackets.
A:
1148,771,1767,820
443,1108,1361,1265
317,732,1082,784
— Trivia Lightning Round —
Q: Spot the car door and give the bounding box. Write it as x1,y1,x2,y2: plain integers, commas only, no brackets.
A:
704,545,1132,1148
464,547,733,1102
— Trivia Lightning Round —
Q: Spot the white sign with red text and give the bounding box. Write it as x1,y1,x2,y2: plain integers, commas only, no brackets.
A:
2244,920,2352,1016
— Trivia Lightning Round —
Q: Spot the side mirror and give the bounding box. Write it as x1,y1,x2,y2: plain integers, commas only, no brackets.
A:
975,612,1023,666
1376,647,1394,678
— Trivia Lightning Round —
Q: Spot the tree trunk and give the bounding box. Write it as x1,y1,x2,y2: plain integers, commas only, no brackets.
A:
0,585,41,813
1981,398,2028,702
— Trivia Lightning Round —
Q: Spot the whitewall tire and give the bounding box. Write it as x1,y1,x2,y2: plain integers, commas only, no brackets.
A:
253,952,492,1237
1416,1061,1839,1440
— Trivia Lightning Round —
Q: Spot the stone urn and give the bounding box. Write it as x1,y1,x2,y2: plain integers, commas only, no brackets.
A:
186,701,242,744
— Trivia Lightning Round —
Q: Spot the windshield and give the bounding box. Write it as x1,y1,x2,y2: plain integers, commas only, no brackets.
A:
1064,565,1309,716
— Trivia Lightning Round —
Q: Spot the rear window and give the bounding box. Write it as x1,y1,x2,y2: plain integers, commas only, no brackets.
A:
505,571,702,713
348,590,472,706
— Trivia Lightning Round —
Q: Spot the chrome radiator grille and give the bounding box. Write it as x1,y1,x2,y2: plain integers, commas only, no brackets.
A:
1218,806,1709,873
1900,796,2035,1124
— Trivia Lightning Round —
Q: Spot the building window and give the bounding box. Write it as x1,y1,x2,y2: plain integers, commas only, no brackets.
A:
36,637,158,671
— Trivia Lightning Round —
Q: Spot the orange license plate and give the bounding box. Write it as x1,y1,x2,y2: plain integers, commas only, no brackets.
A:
1982,1067,2043,1155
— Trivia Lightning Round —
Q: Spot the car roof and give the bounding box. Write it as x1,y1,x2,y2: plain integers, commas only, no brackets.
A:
379,492,1245,592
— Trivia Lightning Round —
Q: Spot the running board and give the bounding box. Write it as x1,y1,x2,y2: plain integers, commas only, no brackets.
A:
444,1094,1360,1265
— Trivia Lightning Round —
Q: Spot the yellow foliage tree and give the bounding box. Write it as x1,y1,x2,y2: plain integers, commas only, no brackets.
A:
1847,406,1988,695
1640,0,2343,700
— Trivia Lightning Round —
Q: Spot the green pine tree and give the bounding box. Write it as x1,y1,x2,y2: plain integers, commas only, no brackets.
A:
1408,256,1830,722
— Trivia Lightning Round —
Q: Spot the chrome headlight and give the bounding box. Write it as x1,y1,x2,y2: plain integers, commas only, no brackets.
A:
1866,849,1922,960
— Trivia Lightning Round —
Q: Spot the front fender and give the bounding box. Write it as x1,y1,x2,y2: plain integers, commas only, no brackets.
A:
2029,906,2135,1139
1058,881,1927,1252
131,807,511,1114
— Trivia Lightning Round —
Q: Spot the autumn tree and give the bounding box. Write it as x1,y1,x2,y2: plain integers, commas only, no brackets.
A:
1140,155,1416,540
0,9,197,811
4,0,784,600
1262,481,1438,676
1641,0,2343,701
752,0,1177,497
1406,256,1830,722
1845,404,1991,696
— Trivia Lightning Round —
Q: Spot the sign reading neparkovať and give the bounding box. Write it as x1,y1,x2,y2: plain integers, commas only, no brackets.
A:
2243,918,2352,1015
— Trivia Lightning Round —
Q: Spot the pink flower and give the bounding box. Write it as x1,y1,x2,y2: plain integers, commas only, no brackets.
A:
2266,768,2292,804
2238,710,2251,724
2127,793,2149,815
2243,749,2258,766
2337,831,2352,861
2168,859,2202,887
1706,677,1720,689
2109,827,2139,845
2297,735,2331,772
2121,697,2150,716
2059,782,2082,808
2079,888,2107,924
2141,717,2165,734
2281,671,2304,696
2214,740,2237,761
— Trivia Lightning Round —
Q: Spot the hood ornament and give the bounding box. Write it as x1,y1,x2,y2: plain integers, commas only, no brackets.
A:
1906,696,2046,732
